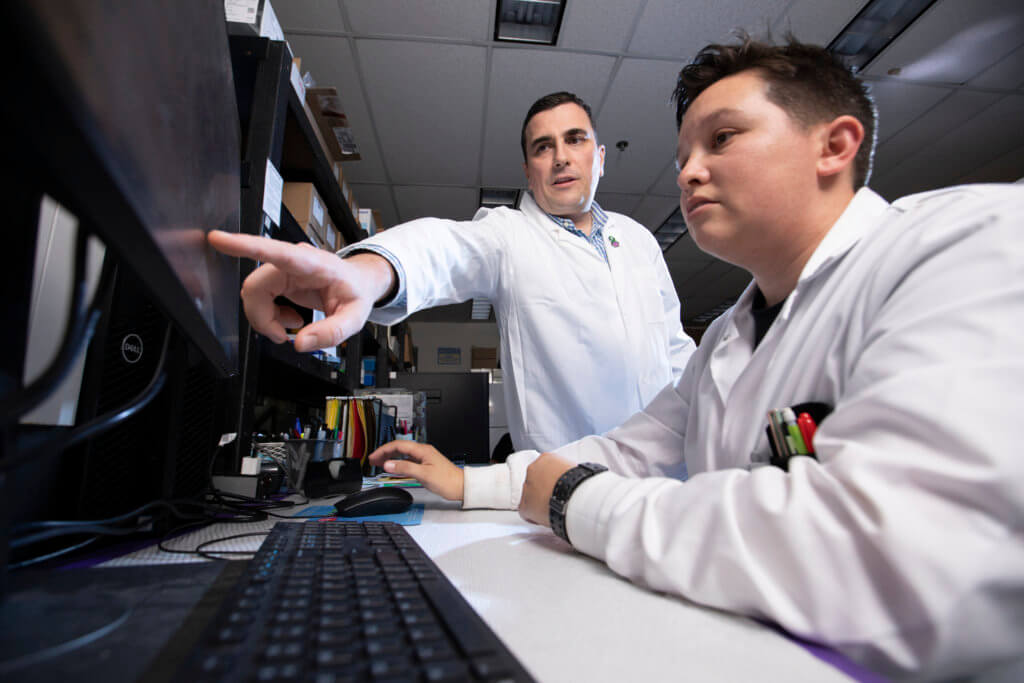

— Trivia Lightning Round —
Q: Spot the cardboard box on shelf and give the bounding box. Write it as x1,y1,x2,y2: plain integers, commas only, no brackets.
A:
372,210,384,232
332,162,352,202
306,87,361,162
322,216,338,252
282,182,326,246
471,346,498,369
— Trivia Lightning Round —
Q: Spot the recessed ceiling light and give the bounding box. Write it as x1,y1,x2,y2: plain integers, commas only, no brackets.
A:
653,207,688,252
828,0,939,72
494,0,567,45
479,188,521,209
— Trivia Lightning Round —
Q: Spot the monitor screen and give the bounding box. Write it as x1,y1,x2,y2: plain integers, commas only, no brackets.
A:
392,372,490,464
4,0,241,376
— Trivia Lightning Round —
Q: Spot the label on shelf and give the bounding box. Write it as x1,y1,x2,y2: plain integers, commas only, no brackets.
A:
263,159,283,226
224,0,259,24
258,0,284,41
312,195,325,227
290,60,305,102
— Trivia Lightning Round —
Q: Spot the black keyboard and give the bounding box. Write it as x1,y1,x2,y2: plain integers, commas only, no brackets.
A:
177,521,535,682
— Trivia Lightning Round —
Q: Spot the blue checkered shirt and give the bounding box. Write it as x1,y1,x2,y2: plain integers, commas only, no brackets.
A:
540,199,610,264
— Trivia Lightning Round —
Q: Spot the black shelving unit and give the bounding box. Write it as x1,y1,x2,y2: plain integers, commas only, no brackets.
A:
227,31,374,463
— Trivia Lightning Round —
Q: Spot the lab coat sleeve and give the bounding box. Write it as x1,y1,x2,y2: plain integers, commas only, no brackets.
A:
563,190,1024,678
337,208,507,326
461,362,701,509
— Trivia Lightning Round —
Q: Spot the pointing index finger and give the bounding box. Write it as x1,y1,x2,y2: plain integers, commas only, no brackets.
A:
209,230,321,274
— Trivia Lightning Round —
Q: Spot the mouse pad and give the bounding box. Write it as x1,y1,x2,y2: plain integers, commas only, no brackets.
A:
290,503,425,525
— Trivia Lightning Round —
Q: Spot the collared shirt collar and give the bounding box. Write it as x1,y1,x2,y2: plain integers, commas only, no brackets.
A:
529,191,610,263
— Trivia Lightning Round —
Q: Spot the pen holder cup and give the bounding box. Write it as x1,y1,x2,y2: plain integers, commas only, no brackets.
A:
282,439,362,498
393,433,415,441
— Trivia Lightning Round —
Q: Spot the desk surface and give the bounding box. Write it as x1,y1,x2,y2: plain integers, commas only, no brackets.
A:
106,488,863,682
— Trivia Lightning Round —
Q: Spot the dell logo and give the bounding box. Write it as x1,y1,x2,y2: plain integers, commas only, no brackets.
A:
121,334,144,364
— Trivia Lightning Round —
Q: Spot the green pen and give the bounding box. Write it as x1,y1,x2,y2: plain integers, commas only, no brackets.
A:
783,408,808,454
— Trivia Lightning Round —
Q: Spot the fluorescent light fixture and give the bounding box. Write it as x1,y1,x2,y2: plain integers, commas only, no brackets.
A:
471,299,492,320
479,187,521,209
828,0,939,72
690,298,738,324
494,0,566,45
652,207,688,252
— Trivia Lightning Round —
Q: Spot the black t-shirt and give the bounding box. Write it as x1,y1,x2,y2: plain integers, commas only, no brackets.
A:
750,287,785,349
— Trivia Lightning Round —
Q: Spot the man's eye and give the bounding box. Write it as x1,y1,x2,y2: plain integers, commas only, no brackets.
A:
712,131,734,148
568,135,584,144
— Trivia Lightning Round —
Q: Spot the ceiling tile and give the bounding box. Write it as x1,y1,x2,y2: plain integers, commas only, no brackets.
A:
558,0,646,52
597,58,687,193
628,0,790,58
873,93,1024,199
867,79,952,144
343,0,490,40
865,0,1024,83
357,40,486,185
481,48,617,188
393,185,480,223
871,88,1002,194
649,160,681,197
275,0,347,33
633,194,679,233
771,0,870,46
283,34,389,183
593,192,642,217
970,43,1024,90
954,142,1024,185
346,183,399,229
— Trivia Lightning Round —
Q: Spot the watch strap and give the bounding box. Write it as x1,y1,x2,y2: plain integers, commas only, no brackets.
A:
549,462,608,544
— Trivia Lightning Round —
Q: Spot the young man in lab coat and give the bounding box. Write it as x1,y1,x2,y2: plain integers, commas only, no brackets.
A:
369,38,1024,678
210,92,695,454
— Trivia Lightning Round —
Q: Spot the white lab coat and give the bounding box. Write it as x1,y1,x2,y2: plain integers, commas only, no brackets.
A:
465,185,1024,679
344,193,695,453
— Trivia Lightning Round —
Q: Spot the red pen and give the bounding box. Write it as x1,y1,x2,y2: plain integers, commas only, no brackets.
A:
797,413,817,455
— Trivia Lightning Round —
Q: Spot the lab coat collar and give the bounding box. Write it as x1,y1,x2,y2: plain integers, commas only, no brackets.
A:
796,187,890,287
708,188,891,404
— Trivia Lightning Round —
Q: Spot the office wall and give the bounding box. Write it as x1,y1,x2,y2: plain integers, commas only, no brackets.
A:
410,321,500,373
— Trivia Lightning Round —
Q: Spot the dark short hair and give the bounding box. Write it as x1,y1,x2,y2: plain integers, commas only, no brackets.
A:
672,35,877,188
520,92,595,160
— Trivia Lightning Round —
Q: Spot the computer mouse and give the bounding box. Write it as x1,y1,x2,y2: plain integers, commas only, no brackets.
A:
333,486,414,517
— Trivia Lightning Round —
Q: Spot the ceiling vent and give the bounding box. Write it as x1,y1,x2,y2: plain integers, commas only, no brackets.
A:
494,0,567,45
471,299,492,321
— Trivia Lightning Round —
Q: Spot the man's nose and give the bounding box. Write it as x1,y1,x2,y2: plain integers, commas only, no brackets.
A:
553,142,569,167
676,155,708,190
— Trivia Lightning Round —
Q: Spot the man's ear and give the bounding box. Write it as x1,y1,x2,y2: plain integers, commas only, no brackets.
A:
522,162,531,183
597,144,606,177
817,115,864,179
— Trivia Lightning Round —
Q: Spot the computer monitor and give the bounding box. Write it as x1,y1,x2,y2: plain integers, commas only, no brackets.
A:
392,372,490,464
0,1,241,579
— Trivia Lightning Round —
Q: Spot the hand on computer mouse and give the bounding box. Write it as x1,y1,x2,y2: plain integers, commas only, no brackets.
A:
367,440,463,501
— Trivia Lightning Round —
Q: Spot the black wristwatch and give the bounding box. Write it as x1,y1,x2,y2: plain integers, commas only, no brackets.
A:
549,462,608,544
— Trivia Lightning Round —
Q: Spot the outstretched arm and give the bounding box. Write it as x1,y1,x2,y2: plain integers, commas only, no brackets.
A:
208,230,396,352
